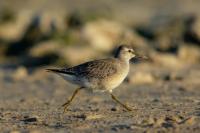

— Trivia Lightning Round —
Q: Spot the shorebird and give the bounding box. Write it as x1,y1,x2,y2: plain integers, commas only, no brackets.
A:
47,45,146,112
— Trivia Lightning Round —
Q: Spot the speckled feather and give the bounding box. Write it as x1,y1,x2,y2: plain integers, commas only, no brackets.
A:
47,45,137,111
48,58,118,79
47,45,135,92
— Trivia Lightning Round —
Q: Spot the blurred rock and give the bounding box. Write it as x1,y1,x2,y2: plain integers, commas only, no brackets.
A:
0,8,16,24
0,11,33,41
136,15,186,53
82,19,119,51
184,16,200,44
29,41,61,57
28,41,67,66
82,19,147,51
5,15,47,56
128,71,155,84
124,30,149,50
178,45,200,64
12,66,28,80
190,17,200,43
151,52,182,68
39,12,65,34
20,53,59,68
66,12,84,29
60,45,102,66
0,44,7,62
155,36,178,53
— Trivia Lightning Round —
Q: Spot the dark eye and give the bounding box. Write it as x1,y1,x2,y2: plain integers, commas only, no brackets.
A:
128,50,132,53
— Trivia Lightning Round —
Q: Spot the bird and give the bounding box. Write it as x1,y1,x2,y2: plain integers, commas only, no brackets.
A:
47,45,147,112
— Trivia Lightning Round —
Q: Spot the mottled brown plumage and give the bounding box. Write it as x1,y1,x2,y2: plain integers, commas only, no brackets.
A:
47,45,145,112
60,59,118,78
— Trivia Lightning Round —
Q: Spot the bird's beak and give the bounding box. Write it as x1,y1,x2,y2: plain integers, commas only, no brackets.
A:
135,53,148,60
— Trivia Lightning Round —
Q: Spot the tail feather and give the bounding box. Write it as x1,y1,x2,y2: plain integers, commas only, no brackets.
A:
46,68,75,75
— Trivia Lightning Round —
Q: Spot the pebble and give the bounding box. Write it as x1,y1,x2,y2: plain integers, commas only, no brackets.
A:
21,117,37,123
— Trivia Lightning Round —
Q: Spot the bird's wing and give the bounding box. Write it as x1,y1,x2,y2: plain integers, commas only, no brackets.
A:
47,58,118,79
71,58,118,78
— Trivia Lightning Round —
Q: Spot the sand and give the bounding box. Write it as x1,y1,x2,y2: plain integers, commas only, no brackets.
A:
0,64,199,133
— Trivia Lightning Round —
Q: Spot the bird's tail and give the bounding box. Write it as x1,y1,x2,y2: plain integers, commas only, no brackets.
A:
46,68,75,75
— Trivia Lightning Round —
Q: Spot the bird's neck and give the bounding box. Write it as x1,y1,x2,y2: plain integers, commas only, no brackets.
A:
116,56,130,65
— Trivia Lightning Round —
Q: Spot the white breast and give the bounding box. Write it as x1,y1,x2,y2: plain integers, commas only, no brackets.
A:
104,63,129,92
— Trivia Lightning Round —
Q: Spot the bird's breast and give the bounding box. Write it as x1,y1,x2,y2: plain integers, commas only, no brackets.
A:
103,63,129,91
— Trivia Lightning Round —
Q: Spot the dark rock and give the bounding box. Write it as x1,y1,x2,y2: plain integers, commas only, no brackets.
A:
20,53,59,68
111,107,117,111
5,15,48,56
184,15,200,45
74,114,87,120
21,117,37,123
66,12,84,29
0,8,16,24
135,26,155,40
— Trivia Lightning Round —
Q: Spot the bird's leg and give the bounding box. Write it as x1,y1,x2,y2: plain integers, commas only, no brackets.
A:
110,93,133,111
61,87,82,113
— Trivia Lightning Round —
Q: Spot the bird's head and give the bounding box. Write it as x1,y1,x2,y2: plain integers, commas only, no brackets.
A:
115,45,147,61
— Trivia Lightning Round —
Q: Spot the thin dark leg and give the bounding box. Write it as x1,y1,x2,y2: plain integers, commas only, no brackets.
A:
61,87,83,113
110,93,132,111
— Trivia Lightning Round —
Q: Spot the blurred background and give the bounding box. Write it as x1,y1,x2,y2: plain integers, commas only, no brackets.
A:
0,0,199,71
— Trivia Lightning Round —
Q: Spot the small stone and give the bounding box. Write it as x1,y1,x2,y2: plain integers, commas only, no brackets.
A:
86,114,104,120
21,117,37,123
178,87,186,92
74,114,87,120
163,74,171,81
152,98,159,102
20,98,25,102
111,107,117,111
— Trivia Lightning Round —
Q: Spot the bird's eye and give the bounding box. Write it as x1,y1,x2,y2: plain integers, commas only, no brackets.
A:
128,50,132,53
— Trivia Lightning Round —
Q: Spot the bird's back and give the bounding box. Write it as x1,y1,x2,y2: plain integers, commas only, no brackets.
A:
66,58,118,78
